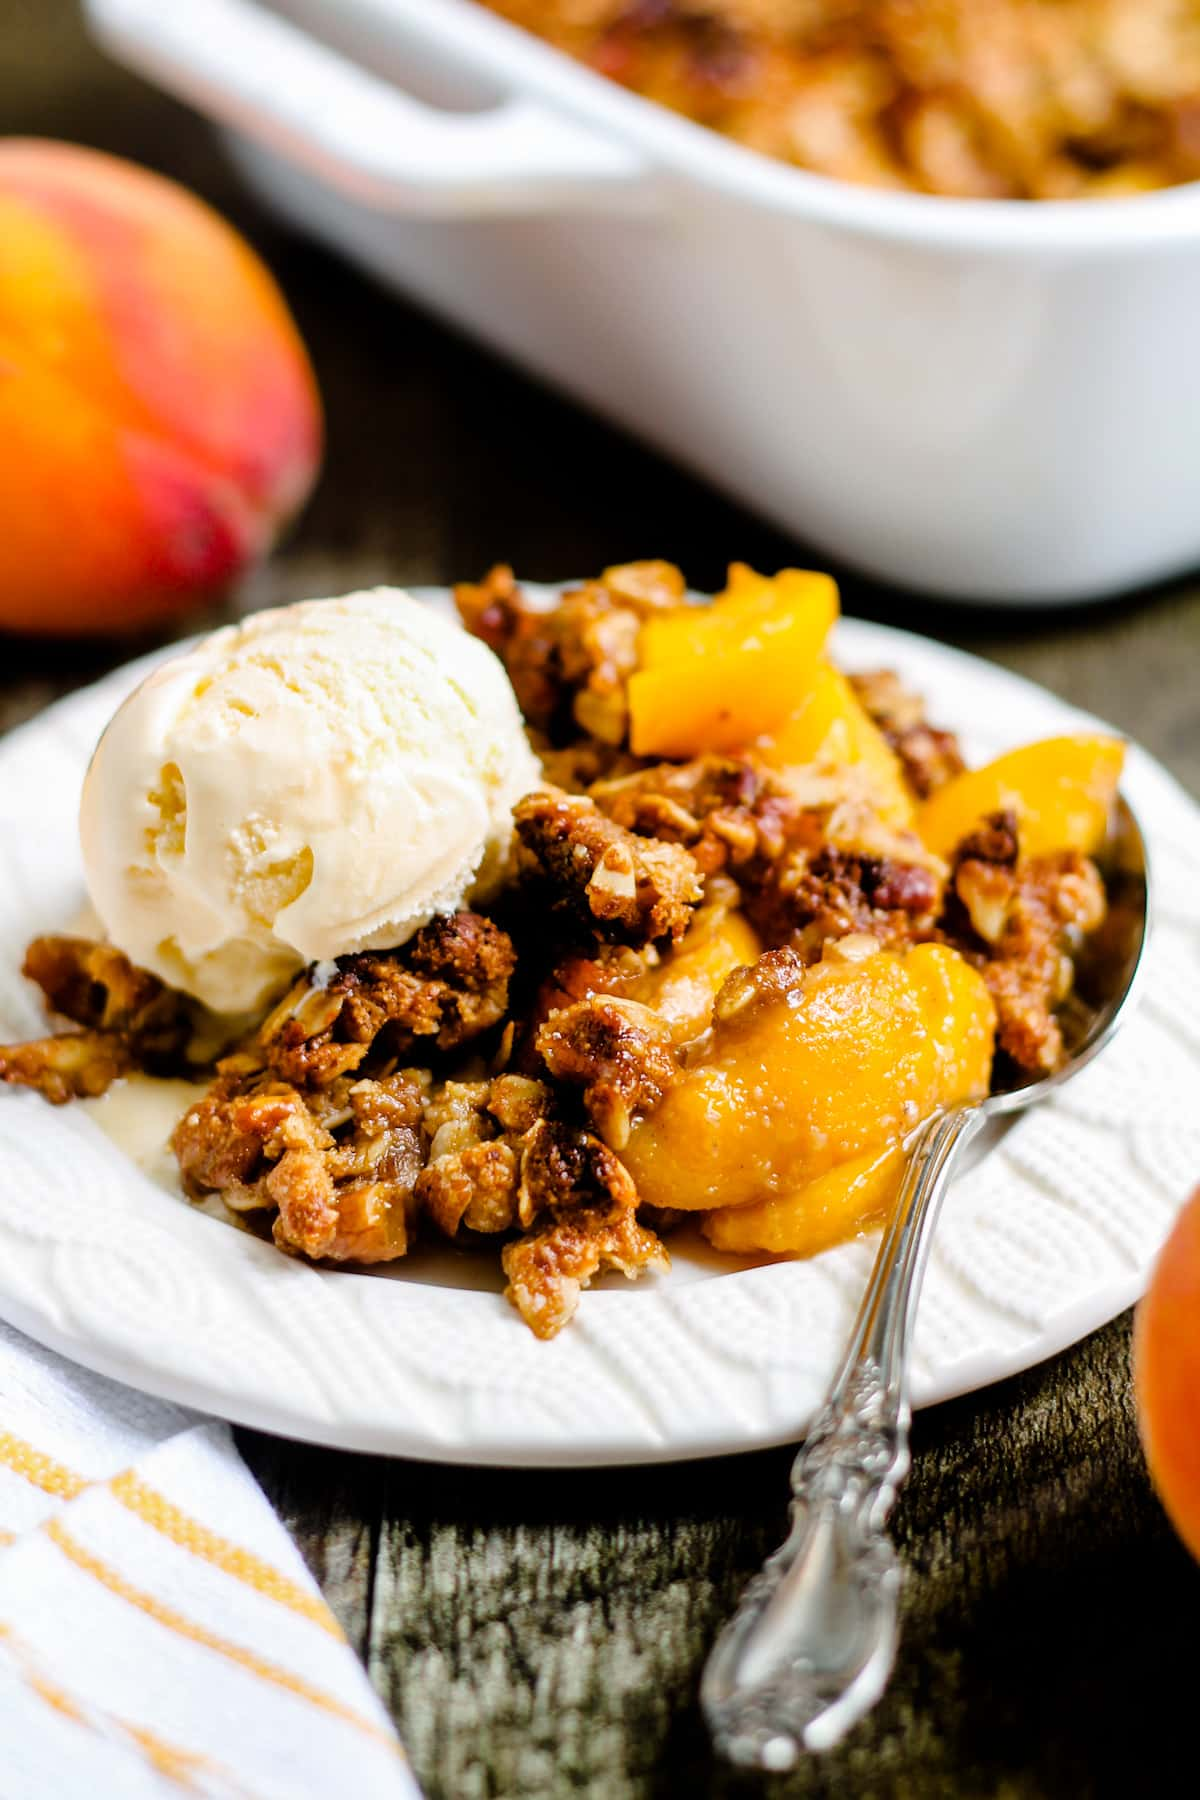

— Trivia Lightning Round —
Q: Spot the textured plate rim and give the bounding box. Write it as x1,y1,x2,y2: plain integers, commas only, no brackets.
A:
0,599,1194,1467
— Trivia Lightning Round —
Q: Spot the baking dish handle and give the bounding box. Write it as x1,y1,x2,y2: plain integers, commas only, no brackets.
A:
86,0,654,216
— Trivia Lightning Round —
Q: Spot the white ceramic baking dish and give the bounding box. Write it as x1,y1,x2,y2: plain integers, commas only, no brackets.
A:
87,0,1200,603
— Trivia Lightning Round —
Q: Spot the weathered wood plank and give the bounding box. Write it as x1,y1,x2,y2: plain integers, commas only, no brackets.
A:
365,1315,1197,1800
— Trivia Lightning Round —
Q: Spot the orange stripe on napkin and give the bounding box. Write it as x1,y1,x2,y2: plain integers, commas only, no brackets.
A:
45,1518,395,1747
0,1623,87,1727
117,1718,252,1796
0,1430,342,1641
109,1470,344,1640
0,1431,87,1499
0,1623,249,1796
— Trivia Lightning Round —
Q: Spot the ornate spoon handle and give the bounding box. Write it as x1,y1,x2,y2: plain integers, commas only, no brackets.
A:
702,1103,985,1771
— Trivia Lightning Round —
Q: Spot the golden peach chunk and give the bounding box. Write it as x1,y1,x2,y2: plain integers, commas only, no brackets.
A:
620,943,994,1213
918,734,1125,860
627,565,838,757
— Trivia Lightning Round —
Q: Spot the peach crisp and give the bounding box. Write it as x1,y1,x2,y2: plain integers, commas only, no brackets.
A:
0,565,1123,1336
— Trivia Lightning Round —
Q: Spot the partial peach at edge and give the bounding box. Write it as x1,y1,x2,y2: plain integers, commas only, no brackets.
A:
0,139,322,633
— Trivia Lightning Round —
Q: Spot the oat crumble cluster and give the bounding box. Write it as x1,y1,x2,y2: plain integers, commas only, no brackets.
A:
479,0,1200,198
0,563,1114,1337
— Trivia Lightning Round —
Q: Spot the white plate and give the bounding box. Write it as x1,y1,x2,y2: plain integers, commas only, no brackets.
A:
0,599,1196,1466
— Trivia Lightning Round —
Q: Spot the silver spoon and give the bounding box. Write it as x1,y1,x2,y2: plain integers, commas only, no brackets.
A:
702,797,1150,1771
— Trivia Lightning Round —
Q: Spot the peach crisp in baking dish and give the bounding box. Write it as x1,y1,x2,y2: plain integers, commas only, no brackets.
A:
0,565,1124,1336
478,1,1200,199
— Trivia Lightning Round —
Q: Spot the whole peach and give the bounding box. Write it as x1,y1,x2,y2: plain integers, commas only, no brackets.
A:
1134,1186,1200,1560
0,139,321,633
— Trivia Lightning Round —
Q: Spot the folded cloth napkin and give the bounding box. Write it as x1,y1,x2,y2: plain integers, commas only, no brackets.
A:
0,1318,420,1800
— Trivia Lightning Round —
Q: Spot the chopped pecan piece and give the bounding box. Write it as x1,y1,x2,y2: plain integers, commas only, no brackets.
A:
516,1116,640,1226
950,810,1020,945
21,936,192,1054
591,754,811,877
281,1166,417,1264
346,1072,426,1138
980,852,1107,1073
267,1116,340,1259
711,946,806,1026
416,1074,554,1239
953,812,1022,870
254,979,370,1089
515,787,702,947
173,1078,317,1210
849,670,966,798
286,1091,423,1263
536,996,678,1148
487,1073,555,1135
422,1079,493,1160
1,936,198,1102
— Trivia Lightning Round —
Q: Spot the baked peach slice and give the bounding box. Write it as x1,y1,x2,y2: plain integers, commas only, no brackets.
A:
703,1140,906,1258
628,564,838,757
759,658,916,827
918,734,1125,860
621,941,994,1217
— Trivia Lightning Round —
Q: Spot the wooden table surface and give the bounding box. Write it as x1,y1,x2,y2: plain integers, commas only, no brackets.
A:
7,6,1200,1796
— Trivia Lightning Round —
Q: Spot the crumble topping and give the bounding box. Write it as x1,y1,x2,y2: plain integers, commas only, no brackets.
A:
455,560,682,746
0,1029,134,1106
514,787,703,947
227,912,517,1091
536,995,679,1149
0,936,195,1102
478,1,1200,199
849,670,967,800
944,810,1108,1072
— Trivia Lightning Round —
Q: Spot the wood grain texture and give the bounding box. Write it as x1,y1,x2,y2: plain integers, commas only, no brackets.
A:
243,1314,1200,1800
6,5,1200,1797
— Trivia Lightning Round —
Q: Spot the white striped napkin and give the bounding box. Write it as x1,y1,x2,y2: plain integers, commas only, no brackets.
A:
0,1318,420,1800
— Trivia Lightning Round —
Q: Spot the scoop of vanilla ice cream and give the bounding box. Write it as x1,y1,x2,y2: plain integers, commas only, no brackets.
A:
79,590,541,1014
